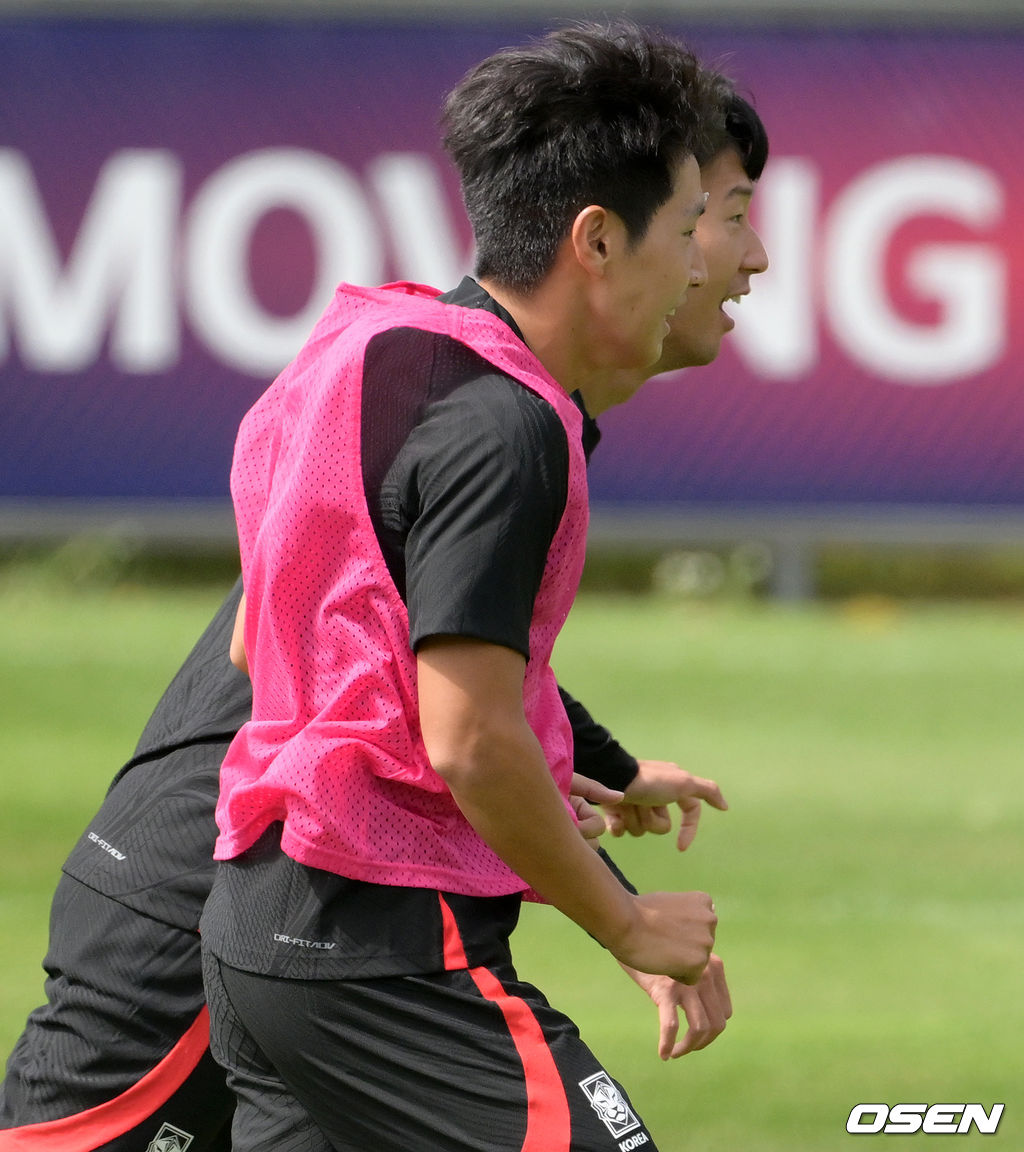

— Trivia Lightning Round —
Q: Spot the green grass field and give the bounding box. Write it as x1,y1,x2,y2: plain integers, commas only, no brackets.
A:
1,573,1021,1150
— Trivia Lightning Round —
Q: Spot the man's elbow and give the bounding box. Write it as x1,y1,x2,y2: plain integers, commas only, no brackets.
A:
425,730,490,789
229,590,249,675
229,633,248,675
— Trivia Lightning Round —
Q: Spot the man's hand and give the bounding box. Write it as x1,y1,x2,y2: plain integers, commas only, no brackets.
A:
604,760,727,851
606,890,717,986
570,773,624,844
620,954,732,1059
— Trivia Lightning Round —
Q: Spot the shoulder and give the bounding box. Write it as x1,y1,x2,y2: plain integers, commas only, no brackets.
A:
424,371,569,464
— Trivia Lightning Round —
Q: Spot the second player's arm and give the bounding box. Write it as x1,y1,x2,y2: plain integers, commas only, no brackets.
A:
417,634,717,985
229,590,248,674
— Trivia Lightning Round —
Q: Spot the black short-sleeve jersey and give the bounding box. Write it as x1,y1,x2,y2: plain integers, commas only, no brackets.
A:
361,324,569,659
61,580,250,931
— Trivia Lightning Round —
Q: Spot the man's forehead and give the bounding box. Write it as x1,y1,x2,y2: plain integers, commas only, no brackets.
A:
702,149,756,199
680,189,709,220
722,181,755,201
674,155,706,204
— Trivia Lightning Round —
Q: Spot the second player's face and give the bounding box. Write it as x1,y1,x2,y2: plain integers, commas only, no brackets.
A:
657,147,769,371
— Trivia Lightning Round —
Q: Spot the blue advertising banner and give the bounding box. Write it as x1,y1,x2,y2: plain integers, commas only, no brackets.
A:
1,19,1021,516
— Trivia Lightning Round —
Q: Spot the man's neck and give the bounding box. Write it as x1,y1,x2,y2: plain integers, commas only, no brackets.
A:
480,266,663,415
479,275,627,413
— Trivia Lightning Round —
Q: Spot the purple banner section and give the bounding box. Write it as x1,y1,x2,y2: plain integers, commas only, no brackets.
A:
1,20,1021,512
594,28,1024,509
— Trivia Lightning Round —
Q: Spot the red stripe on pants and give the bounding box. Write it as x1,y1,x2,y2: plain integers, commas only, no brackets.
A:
438,895,571,1152
0,1006,211,1152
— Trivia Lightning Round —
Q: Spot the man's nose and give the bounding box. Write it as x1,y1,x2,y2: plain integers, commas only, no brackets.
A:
747,229,769,275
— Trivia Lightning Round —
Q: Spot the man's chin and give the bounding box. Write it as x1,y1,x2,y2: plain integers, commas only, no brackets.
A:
691,342,721,367
657,341,720,372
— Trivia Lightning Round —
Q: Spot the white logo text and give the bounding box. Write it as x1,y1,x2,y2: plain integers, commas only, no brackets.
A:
273,932,336,950
847,1103,1004,1134
87,831,126,861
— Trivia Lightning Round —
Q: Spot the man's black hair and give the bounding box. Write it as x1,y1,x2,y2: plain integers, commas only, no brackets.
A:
441,21,729,293
715,92,769,181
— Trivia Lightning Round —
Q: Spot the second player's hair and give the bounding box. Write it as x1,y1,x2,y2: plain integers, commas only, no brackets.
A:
711,92,769,181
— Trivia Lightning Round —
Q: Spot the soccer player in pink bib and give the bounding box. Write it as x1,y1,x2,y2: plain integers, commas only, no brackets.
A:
202,22,727,1152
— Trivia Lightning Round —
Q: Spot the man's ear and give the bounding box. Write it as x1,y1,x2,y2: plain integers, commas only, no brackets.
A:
570,204,620,275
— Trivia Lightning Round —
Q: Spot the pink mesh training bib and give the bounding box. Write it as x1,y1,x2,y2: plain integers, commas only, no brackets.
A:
215,282,589,897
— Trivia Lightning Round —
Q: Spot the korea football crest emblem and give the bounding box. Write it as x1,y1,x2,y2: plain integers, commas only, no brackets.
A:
579,1071,642,1140
146,1122,195,1152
